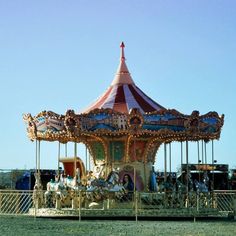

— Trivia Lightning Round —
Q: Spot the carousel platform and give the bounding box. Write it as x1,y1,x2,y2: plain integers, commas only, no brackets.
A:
28,207,224,219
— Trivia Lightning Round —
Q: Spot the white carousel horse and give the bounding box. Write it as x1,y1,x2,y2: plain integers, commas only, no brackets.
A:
93,164,106,179
105,171,126,199
44,180,58,207
44,173,86,208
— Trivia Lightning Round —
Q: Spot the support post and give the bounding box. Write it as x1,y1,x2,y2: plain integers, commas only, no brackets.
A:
212,140,214,191
134,167,138,222
164,143,167,182
72,192,78,210
201,140,204,164
74,142,77,177
85,145,88,172
169,142,172,174
58,142,60,173
186,141,189,207
79,190,81,222
204,141,207,165
88,149,91,171
197,141,200,182
181,141,183,183
38,140,41,176
135,191,138,222
65,143,68,157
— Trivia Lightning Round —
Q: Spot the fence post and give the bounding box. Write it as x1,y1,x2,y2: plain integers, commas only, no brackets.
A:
72,190,78,210
197,193,199,212
0,191,2,213
234,196,236,221
34,191,37,218
135,191,138,222
55,195,61,209
79,190,81,222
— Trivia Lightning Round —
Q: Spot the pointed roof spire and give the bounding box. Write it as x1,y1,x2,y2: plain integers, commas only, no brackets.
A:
120,41,125,60
81,42,166,114
111,42,134,85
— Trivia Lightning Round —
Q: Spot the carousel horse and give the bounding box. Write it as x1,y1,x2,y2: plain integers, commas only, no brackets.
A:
86,176,108,202
44,172,86,208
86,170,126,204
85,165,107,201
105,171,126,199
44,179,58,207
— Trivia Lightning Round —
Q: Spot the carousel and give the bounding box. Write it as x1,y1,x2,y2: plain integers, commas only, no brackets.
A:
23,42,224,217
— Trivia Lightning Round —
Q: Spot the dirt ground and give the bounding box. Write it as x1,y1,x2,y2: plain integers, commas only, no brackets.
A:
0,216,236,236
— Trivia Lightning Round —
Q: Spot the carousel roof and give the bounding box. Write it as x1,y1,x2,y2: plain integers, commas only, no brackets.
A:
82,42,166,114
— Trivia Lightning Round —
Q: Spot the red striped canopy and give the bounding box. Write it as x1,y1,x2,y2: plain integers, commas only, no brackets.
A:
82,42,166,114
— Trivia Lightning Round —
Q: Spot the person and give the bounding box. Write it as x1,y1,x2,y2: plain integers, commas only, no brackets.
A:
163,175,173,192
122,174,134,201
122,174,134,191
86,171,95,187
150,168,158,192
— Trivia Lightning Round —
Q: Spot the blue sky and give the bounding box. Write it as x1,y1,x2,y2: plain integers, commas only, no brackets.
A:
0,0,235,171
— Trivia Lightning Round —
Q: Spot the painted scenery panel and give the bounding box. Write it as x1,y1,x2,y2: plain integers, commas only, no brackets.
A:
109,141,124,161
82,113,118,131
129,141,146,162
91,142,105,161
199,117,218,133
36,117,64,132
143,114,185,132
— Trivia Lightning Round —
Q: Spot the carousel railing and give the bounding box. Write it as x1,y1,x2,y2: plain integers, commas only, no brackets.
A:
0,190,33,215
213,190,236,213
0,189,235,217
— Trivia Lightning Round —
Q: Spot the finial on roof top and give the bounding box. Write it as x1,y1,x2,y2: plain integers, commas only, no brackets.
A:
120,42,125,60
111,42,134,86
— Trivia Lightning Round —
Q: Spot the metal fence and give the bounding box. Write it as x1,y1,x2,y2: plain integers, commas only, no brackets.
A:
0,190,33,215
0,190,235,218
214,190,236,213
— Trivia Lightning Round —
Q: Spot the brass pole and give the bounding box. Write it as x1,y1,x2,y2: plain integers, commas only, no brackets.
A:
85,145,88,172
212,140,214,191
65,143,68,157
112,139,115,170
186,141,189,198
38,140,40,175
74,142,77,177
79,190,81,222
134,167,136,192
34,140,38,219
134,167,137,222
134,138,136,162
164,143,167,182
201,140,204,164
88,150,91,171
35,140,38,175
58,142,60,173
181,141,183,183
169,143,172,174
197,141,200,182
